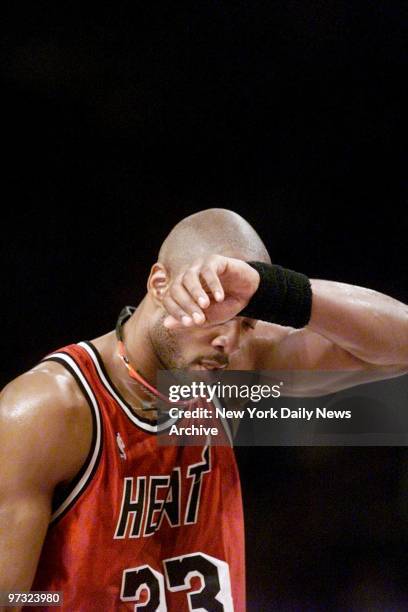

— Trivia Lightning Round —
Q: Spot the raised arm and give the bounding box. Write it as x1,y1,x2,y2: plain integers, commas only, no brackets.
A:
0,364,91,610
158,254,408,391
307,279,408,367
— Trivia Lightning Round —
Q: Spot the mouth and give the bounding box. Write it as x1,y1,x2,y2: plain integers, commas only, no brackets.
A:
198,361,228,370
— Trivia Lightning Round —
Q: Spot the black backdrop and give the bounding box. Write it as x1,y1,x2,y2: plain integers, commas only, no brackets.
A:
2,3,407,609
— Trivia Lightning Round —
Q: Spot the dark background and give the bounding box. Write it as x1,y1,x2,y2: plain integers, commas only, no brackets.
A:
2,3,407,609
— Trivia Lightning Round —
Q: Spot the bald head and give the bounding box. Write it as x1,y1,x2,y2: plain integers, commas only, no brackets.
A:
158,209,271,273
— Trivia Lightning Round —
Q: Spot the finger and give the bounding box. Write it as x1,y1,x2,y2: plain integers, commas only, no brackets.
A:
163,314,183,329
169,281,206,324
182,269,211,309
162,295,194,327
200,266,224,302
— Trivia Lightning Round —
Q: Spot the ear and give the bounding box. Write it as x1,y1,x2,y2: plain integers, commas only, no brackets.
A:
147,262,169,303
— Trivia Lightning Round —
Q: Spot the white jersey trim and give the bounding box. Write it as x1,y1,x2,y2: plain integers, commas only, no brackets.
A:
47,351,103,522
78,341,177,433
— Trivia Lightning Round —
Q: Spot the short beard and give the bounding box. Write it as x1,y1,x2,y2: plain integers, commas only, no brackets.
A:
149,312,189,370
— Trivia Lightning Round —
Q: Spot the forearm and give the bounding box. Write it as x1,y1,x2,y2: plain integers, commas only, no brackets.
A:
308,280,408,366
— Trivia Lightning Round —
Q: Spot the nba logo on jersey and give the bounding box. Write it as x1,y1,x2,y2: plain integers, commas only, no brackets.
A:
116,432,127,460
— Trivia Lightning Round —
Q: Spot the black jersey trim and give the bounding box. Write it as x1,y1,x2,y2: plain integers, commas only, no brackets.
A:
79,341,177,434
41,351,104,524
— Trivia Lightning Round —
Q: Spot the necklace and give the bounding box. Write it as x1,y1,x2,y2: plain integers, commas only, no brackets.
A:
115,306,191,412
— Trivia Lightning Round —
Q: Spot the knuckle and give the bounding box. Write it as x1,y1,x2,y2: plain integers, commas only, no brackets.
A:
182,270,196,284
163,299,176,314
170,301,184,316
192,287,203,298
170,284,182,298
191,258,203,269
179,297,191,311
184,275,201,292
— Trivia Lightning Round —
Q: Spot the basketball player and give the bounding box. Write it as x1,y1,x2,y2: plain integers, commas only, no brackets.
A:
1,209,407,611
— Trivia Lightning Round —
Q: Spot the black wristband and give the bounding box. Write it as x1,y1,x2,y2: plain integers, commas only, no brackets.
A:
240,262,312,328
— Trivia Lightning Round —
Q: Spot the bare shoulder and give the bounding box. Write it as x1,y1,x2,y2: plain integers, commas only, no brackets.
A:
0,361,92,490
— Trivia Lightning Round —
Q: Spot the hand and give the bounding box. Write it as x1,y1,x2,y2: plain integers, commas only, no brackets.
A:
162,255,260,328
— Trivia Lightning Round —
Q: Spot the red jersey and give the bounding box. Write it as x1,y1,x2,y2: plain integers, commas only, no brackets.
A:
30,341,246,611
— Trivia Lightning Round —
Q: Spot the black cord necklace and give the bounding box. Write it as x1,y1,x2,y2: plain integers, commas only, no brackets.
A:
115,306,191,412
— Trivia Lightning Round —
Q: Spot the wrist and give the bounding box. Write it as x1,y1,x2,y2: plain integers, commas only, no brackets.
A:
245,261,261,296
240,261,312,328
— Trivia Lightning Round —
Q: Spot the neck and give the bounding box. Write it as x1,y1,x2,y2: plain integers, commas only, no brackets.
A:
92,300,163,420
122,300,163,384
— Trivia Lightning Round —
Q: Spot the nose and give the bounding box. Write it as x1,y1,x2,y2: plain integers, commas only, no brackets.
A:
210,319,241,355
